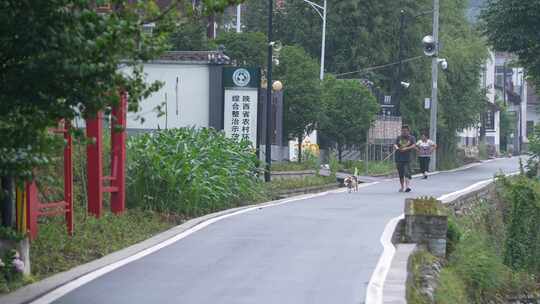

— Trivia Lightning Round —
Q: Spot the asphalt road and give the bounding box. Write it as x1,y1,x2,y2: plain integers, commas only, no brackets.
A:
51,157,521,304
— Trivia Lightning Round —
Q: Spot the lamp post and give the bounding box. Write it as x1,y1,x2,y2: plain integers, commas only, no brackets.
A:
302,0,327,80
265,0,274,182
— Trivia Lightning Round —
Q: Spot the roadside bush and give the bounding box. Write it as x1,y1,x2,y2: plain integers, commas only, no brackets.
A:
436,182,540,303
329,152,340,178
445,217,462,257
499,176,540,275
272,150,320,173
30,209,171,279
340,160,395,176
272,162,313,172
450,234,509,303
267,176,336,193
127,128,265,217
478,141,488,160
434,268,468,304
0,249,27,293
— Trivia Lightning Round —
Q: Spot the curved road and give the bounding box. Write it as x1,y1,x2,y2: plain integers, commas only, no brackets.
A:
48,158,520,304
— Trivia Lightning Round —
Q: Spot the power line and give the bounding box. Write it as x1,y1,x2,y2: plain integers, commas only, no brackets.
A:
334,55,425,77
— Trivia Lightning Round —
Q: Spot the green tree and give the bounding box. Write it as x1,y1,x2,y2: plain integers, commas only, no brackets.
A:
320,76,379,162
436,1,489,168
246,0,488,169
0,0,245,227
170,17,212,51
274,45,322,162
481,0,540,89
215,31,267,67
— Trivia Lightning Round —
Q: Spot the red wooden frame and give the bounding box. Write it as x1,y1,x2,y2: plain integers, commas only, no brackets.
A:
25,121,73,240
86,92,127,217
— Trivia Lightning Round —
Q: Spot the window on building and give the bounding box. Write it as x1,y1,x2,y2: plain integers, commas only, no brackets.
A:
485,110,495,131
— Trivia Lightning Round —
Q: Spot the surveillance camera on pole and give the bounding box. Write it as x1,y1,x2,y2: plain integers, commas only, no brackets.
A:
437,58,448,70
422,35,437,57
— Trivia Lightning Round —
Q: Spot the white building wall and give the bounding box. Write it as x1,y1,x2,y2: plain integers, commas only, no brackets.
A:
485,51,500,148
521,73,528,145
126,63,211,130
458,51,500,150
527,106,540,124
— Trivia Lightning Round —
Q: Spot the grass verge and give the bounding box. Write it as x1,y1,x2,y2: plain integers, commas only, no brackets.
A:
407,250,438,304
267,176,337,193
29,209,173,280
339,160,396,176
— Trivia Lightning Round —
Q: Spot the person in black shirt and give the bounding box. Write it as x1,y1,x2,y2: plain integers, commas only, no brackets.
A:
394,125,416,192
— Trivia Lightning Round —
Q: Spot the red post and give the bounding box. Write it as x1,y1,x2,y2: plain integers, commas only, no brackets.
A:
110,92,127,214
87,112,104,217
64,121,74,235
26,181,39,240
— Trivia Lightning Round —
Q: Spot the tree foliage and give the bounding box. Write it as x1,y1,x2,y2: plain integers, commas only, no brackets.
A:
499,176,540,276
274,45,322,161
0,0,172,180
170,16,212,51
481,0,540,89
215,31,267,67
245,0,488,169
0,0,247,181
319,76,379,161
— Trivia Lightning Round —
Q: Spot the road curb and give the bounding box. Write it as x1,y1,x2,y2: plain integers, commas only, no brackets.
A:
2,186,358,304
0,196,292,304
2,157,517,304
365,157,522,304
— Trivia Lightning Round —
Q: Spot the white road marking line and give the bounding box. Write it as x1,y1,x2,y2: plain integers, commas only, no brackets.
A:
365,214,404,304
365,158,520,304
438,170,520,203
32,158,516,304
31,182,380,304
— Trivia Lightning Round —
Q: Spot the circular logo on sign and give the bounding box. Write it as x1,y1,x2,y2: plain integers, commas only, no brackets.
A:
233,68,251,87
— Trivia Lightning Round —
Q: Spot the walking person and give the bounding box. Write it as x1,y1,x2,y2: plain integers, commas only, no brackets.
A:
394,125,416,192
416,134,437,179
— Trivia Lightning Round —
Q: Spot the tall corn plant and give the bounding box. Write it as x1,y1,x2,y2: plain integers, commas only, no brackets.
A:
127,128,263,217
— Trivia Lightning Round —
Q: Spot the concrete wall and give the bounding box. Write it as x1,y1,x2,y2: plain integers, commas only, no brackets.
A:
126,63,211,130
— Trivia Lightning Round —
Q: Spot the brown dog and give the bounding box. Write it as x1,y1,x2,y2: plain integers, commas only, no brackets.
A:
344,176,359,193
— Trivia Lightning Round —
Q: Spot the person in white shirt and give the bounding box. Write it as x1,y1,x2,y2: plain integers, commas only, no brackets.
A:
416,134,437,179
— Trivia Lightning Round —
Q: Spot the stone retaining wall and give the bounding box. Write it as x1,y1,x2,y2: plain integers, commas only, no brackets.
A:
383,180,498,303
444,182,497,216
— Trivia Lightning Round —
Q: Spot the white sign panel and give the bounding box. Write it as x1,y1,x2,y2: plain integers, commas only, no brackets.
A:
224,89,258,145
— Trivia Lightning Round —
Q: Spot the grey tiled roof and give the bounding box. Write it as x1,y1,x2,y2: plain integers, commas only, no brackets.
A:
155,51,230,65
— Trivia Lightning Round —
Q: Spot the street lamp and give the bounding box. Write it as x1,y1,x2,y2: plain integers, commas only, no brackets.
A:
302,0,327,80
272,80,283,92
265,0,274,182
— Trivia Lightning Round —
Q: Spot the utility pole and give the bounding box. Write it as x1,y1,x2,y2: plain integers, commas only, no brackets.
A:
265,0,274,182
320,0,327,80
428,0,439,172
